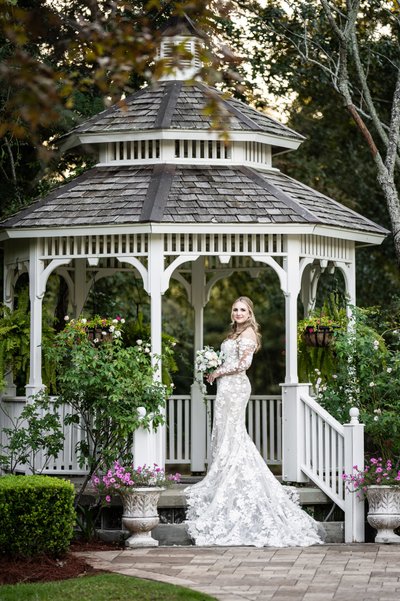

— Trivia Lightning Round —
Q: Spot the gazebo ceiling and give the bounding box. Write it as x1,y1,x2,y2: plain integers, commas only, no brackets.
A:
0,164,387,236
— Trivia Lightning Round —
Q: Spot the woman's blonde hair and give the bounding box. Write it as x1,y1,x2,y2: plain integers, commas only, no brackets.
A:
228,296,261,352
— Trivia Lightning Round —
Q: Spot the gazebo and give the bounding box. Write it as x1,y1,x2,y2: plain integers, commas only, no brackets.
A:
0,17,388,540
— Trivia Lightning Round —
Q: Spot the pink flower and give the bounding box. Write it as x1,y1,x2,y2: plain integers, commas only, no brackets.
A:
105,495,111,503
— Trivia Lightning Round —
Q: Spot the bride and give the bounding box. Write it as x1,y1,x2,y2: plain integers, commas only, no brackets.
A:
186,296,323,547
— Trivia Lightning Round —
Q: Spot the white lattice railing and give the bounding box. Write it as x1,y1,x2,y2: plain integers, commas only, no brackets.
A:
166,394,282,465
1,395,281,473
0,397,88,475
300,393,346,509
284,388,364,542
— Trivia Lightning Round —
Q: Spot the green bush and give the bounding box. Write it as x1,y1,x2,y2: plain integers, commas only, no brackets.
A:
0,475,75,557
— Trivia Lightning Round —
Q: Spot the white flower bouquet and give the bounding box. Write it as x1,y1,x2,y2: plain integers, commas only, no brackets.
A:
195,346,224,375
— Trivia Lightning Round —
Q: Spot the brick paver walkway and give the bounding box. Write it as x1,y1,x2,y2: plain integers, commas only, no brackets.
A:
79,544,400,601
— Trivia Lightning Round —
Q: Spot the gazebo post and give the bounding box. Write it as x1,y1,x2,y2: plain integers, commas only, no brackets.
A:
26,240,44,399
3,251,17,396
282,236,308,482
73,258,88,317
190,256,207,473
148,234,165,467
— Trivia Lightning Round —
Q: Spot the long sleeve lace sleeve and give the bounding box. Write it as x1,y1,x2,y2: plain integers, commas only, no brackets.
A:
213,338,256,378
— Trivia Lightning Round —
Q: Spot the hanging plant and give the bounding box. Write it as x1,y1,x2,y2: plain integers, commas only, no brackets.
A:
0,287,56,393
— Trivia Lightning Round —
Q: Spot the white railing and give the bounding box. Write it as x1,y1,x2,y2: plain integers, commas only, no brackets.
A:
282,384,364,542
0,397,88,475
1,394,281,472
165,394,282,465
300,393,346,509
166,395,191,465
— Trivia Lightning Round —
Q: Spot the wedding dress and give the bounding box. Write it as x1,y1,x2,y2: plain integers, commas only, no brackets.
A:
186,337,324,547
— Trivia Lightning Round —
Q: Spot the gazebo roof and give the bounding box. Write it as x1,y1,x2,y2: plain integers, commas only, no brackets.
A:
0,164,387,236
61,81,304,152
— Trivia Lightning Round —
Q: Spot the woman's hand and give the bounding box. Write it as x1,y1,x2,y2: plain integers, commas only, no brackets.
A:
206,372,217,384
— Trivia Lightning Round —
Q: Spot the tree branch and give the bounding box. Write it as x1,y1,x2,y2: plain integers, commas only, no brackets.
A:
385,67,400,176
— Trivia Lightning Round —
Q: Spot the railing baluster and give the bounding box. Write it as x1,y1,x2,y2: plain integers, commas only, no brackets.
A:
176,398,183,462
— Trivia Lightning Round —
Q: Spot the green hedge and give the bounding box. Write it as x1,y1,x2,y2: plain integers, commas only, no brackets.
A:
0,475,75,557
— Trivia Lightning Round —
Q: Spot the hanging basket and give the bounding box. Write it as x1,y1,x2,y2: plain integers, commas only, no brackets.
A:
303,326,335,348
86,327,113,345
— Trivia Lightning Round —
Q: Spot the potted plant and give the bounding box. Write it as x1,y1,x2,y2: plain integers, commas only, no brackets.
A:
92,461,181,547
343,457,400,543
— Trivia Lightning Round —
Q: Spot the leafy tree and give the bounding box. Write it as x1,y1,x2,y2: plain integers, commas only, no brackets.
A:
227,0,400,267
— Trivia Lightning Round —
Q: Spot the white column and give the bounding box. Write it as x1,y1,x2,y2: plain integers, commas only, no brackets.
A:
284,236,301,384
73,258,88,317
346,243,356,308
281,383,309,482
134,234,165,468
190,257,207,473
3,254,16,396
344,408,365,542
281,236,309,482
300,263,321,318
26,240,45,399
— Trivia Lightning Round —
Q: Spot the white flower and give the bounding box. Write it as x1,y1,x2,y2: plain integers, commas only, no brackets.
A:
64,315,69,321
144,348,150,353
113,330,121,338
374,416,379,421
121,318,125,324
101,331,107,336
374,408,382,415
332,374,337,379
81,318,87,324
171,342,176,347
136,339,143,345
369,382,375,387
109,325,115,332
314,369,320,374
94,338,99,343
387,367,393,373
112,319,118,324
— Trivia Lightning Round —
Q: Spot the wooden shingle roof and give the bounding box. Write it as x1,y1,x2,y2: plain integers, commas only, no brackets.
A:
0,164,387,235
63,81,303,143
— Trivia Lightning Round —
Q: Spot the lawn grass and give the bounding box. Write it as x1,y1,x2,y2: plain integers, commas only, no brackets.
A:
0,573,217,601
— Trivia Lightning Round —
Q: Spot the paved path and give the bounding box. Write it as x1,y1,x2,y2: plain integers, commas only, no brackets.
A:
80,544,400,601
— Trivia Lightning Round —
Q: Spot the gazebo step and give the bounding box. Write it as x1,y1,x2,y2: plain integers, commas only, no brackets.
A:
158,484,333,509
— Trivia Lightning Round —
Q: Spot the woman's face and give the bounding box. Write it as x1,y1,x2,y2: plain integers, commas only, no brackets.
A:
232,301,250,325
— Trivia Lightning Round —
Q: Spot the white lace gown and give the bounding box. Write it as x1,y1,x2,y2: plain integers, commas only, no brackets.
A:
186,337,324,547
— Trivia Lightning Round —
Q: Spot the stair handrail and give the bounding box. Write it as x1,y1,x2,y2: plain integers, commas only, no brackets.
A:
282,383,365,542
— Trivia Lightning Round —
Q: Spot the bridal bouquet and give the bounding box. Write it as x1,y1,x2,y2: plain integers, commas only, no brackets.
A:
195,346,224,375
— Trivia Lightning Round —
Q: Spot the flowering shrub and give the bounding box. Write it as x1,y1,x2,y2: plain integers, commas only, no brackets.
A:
92,461,181,503
314,306,400,460
45,317,175,506
343,458,400,497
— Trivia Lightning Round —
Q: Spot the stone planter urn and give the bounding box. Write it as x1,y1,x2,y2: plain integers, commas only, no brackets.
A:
367,485,400,543
119,487,164,547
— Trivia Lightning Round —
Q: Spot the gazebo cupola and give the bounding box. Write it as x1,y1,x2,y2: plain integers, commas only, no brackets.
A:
156,14,204,81
0,15,388,533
